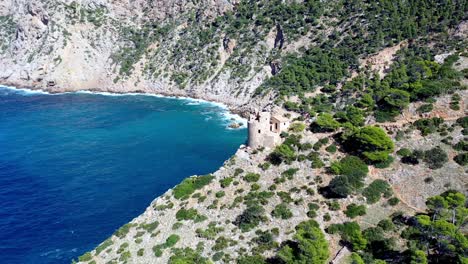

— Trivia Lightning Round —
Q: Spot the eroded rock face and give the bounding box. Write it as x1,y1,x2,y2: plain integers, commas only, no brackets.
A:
0,0,273,110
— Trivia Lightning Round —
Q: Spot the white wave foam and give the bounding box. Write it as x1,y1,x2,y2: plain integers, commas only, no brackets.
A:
0,85,247,129
0,85,50,95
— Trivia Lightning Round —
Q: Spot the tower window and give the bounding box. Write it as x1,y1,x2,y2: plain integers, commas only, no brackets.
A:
258,129,261,133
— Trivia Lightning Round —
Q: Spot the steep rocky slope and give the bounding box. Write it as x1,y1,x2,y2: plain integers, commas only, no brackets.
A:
0,0,274,109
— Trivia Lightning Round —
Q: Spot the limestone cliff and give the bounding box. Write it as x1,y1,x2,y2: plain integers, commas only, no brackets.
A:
0,0,274,109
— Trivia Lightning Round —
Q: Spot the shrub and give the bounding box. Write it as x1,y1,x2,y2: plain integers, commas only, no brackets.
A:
289,122,306,132
95,238,113,255
388,197,400,206
328,156,368,197
454,153,468,166
234,205,266,232
237,255,267,264
175,208,206,222
140,221,159,233
345,126,394,163
168,247,210,264
311,113,340,132
114,223,136,238
176,208,198,220
165,234,180,247
378,219,395,231
215,191,225,198
78,252,92,262
173,174,214,199
268,144,296,165
282,168,299,179
277,220,329,264
326,144,337,153
374,155,394,168
417,103,433,113
220,177,233,188
413,117,444,136
362,180,391,204
308,151,325,168
330,222,367,251
397,148,412,157
244,173,260,182
423,147,448,169
272,203,293,219
345,204,367,218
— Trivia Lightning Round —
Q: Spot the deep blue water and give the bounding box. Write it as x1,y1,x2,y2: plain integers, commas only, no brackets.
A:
0,86,246,263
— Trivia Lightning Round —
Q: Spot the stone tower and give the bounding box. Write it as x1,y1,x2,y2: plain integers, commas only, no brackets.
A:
247,110,289,149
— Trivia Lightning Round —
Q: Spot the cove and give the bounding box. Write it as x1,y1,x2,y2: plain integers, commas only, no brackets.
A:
0,86,246,263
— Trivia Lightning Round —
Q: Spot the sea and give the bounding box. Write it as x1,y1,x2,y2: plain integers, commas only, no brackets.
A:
0,86,247,263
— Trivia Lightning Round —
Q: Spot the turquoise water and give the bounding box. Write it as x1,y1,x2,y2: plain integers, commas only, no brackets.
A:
0,86,246,263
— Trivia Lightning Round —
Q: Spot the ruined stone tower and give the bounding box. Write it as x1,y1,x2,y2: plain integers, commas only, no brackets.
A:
247,110,289,149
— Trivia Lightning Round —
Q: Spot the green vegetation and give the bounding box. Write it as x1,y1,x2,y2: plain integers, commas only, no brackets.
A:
168,247,210,264
423,147,448,169
328,156,368,197
344,126,394,163
95,238,113,255
234,205,266,232
289,122,306,133
114,223,136,238
362,180,392,204
454,153,468,166
244,173,260,183
268,143,296,165
271,203,293,219
220,177,234,188
277,220,329,264
345,204,367,218
328,222,367,251
176,208,207,222
78,252,92,262
172,174,214,200
414,117,444,136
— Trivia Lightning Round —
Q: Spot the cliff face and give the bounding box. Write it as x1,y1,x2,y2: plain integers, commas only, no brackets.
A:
0,0,274,109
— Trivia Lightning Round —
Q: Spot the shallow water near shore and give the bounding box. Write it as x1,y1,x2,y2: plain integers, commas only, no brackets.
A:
0,86,246,263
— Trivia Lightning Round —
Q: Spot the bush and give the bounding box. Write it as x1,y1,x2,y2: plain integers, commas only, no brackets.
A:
168,247,210,264
413,117,444,136
289,122,306,132
345,126,394,163
311,113,341,132
237,255,266,264
345,204,367,218
176,208,206,222
277,220,329,264
417,103,433,113
454,153,468,166
173,174,214,199
78,252,92,262
244,173,260,182
220,177,233,188
328,156,368,197
397,148,412,157
268,144,296,165
308,151,325,168
423,147,448,169
282,168,299,179
272,203,293,219
165,234,180,247
215,191,225,198
329,222,367,251
388,197,400,206
234,205,266,232
362,180,391,204
326,144,337,153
